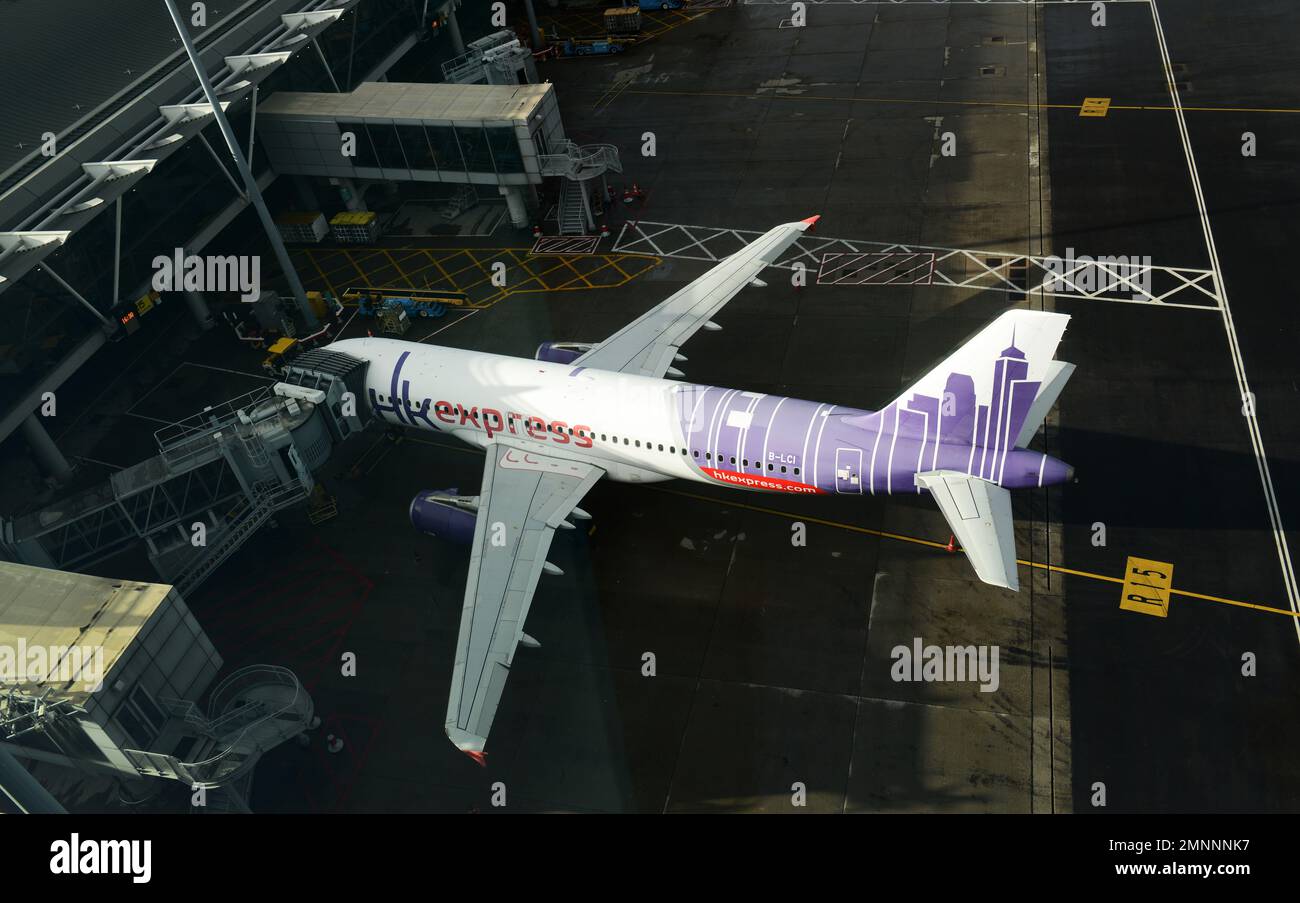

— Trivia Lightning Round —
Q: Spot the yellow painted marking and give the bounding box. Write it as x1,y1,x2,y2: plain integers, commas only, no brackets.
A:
608,257,632,281
307,252,336,298
641,8,713,39
421,250,453,288
1080,97,1111,117
346,251,371,286
1119,556,1174,618
382,249,416,288
297,247,661,311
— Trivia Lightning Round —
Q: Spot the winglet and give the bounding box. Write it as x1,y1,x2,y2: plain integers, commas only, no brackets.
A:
799,214,821,229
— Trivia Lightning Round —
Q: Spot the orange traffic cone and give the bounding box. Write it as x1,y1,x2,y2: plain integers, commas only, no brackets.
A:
945,534,957,554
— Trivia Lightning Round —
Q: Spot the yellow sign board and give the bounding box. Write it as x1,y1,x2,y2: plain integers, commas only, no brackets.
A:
136,289,159,315
1080,97,1111,117
1120,556,1173,618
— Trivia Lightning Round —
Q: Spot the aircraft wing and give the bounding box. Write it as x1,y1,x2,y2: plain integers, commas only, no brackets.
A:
573,216,819,377
446,439,604,758
914,471,1020,592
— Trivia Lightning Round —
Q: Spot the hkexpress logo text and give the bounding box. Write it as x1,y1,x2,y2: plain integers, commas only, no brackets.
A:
372,350,591,447
373,386,595,448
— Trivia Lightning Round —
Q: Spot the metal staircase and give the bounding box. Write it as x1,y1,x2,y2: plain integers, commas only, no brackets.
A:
0,378,351,593
557,179,589,235
124,664,313,802
541,141,624,235
173,481,307,598
540,141,623,181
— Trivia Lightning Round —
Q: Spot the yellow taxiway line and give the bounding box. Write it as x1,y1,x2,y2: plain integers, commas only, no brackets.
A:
652,487,1298,619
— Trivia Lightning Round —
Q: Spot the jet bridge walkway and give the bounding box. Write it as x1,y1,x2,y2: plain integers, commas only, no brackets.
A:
0,350,368,594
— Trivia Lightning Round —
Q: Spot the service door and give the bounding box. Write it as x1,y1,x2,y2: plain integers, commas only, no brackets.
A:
835,447,863,494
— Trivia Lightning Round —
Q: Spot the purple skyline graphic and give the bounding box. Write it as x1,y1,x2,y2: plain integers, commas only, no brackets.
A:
676,331,1061,494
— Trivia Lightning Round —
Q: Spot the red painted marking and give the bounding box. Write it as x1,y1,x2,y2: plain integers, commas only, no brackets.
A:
702,467,824,495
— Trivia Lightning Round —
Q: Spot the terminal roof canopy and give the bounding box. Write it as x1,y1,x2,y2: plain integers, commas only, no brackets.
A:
0,0,209,178
257,81,551,125
0,562,173,703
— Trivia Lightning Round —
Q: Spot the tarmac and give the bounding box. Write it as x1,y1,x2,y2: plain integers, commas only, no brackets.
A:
4,0,1298,813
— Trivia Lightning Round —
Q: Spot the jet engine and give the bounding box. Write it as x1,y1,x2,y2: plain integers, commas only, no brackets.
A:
409,489,479,544
534,341,594,365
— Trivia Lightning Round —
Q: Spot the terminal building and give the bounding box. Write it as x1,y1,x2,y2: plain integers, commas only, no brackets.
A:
0,0,550,489
0,0,581,812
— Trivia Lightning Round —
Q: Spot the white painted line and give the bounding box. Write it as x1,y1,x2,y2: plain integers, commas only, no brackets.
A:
124,362,184,417
124,412,181,427
184,362,273,381
616,220,1220,309
1149,0,1300,637
338,305,361,336
418,309,480,343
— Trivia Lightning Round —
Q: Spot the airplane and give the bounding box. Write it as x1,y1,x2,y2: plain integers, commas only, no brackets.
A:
328,215,1075,762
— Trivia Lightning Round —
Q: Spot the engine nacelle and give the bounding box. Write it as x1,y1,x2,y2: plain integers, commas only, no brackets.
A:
535,341,594,365
409,489,479,544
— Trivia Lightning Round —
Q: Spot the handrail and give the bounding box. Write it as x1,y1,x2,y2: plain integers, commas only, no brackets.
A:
175,664,309,786
539,142,623,179
153,385,274,452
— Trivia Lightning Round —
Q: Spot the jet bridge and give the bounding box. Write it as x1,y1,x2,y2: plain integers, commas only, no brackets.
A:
0,350,369,596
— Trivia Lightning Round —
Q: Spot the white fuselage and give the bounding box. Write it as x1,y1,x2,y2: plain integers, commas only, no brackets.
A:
331,337,709,485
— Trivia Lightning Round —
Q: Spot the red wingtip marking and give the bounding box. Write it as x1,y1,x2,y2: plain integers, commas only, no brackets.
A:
464,749,488,767
801,214,821,228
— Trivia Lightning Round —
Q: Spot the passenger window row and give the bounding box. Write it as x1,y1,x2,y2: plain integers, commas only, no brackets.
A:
592,432,800,476
413,413,804,478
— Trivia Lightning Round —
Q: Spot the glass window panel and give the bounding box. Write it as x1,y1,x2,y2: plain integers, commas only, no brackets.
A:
426,125,462,172
115,705,154,747
531,126,550,158
338,121,378,168
455,125,494,173
397,125,436,171
367,123,408,169
486,126,523,173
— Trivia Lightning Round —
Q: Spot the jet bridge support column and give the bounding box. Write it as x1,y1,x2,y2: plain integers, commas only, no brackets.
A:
21,414,73,484
446,5,466,56
337,178,367,212
522,0,543,50
500,186,528,228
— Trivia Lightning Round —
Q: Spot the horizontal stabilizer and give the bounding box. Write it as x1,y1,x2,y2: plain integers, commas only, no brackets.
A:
915,470,1019,591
